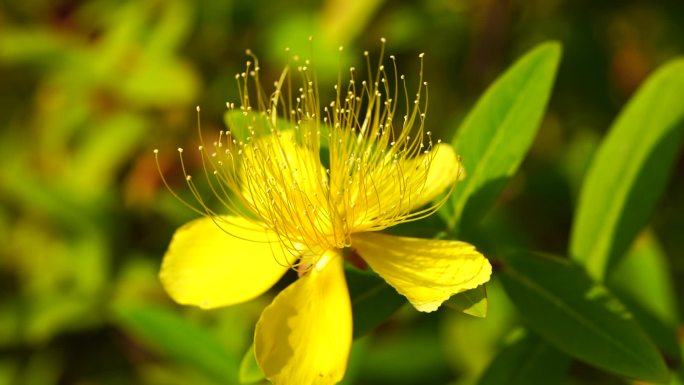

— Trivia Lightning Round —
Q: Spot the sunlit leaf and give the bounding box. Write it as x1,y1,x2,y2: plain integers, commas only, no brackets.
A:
570,59,684,280
499,251,669,383
447,41,561,233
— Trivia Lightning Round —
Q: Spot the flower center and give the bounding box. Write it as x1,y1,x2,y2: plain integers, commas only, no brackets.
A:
155,40,450,265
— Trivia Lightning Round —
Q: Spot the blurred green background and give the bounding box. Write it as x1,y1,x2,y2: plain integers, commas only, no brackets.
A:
1,0,683,384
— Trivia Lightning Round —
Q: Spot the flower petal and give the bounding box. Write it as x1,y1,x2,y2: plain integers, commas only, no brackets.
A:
255,251,352,385
160,215,297,309
351,232,491,312
403,143,464,212
239,132,338,253
349,143,463,232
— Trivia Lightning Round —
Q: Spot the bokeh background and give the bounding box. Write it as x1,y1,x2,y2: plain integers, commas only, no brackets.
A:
1,0,683,384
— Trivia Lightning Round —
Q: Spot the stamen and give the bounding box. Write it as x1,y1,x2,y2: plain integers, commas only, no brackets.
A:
157,42,451,266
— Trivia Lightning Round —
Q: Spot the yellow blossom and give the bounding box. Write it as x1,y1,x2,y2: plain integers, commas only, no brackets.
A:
156,41,491,385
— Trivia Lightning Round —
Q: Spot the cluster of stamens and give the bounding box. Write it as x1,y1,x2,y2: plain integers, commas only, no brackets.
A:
155,38,451,268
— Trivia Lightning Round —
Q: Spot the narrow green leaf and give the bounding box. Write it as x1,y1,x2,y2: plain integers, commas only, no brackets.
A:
345,267,405,338
477,330,571,385
570,59,684,280
238,344,266,384
448,41,561,232
444,286,488,318
114,305,238,384
499,251,669,383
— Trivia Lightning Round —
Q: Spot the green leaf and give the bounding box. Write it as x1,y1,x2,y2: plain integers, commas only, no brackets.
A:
499,251,669,383
615,294,682,368
569,59,684,280
345,267,405,338
477,330,571,385
223,110,329,148
609,230,678,325
224,110,273,142
238,344,266,384
447,41,561,232
444,285,488,318
608,230,681,366
114,305,238,384
69,113,148,197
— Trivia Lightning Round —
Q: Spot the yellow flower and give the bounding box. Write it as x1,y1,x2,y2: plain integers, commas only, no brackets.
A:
156,42,491,385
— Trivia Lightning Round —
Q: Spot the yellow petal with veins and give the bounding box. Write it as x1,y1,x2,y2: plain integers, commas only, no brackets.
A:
352,232,491,312
240,132,340,254
403,143,464,212
349,143,463,232
255,251,352,385
160,215,296,309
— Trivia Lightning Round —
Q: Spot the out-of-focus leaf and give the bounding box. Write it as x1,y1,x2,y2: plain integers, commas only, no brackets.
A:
609,230,681,367
447,42,561,233
345,267,405,338
146,0,193,55
570,59,684,280
477,330,571,385
442,280,517,384
0,359,18,385
223,110,329,148
0,28,66,64
0,299,21,347
616,294,681,368
609,230,678,325
115,305,239,384
22,348,62,385
68,113,148,197
444,285,488,318
356,328,451,384
4,222,105,344
224,110,276,141
0,148,91,230
339,338,370,385
238,344,265,384
24,295,100,345
499,251,669,383
320,0,384,46
266,14,340,82
118,60,199,107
